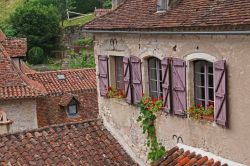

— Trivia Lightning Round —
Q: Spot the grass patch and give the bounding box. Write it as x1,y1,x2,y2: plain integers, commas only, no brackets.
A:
62,13,94,27
0,0,25,22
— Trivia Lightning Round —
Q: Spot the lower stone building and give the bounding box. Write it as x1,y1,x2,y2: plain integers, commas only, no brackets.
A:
27,69,98,127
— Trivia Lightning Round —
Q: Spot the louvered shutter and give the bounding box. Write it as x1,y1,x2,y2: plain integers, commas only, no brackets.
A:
161,58,171,112
130,56,143,104
171,58,186,116
98,55,109,97
214,60,227,127
123,57,132,104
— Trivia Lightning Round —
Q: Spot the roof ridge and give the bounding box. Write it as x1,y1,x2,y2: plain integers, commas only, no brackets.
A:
26,68,96,75
0,118,101,140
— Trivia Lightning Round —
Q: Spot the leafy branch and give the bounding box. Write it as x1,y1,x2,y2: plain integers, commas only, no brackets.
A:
137,95,166,162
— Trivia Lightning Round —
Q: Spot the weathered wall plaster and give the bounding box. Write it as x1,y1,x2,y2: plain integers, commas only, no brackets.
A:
94,34,250,165
0,99,37,133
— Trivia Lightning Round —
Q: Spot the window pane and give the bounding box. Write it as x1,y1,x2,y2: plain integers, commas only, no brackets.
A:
149,68,157,80
208,62,213,74
208,74,214,87
195,61,205,73
195,73,205,86
68,105,77,115
195,87,205,100
209,88,214,101
115,57,124,90
150,80,158,92
148,58,157,69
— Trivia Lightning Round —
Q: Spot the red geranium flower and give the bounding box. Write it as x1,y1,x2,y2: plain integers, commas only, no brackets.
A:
108,86,113,91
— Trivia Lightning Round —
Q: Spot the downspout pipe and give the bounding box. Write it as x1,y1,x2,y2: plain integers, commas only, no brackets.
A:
82,30,250,35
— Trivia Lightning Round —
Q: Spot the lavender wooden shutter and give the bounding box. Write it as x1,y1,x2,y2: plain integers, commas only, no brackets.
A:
123,57,132,104
171,58,186,116
130,56,142,104
161,58,171,112
98,55,109,97
214,60,227,127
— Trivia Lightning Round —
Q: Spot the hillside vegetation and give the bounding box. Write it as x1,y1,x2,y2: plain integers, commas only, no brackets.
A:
0,0,26,22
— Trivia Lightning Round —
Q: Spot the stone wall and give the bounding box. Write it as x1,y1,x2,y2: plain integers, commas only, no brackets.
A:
94,33,250,165
37,90,98,127
0,99,37,133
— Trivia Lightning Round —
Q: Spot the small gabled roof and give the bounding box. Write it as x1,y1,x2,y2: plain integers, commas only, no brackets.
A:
83,0,250,32
2,38,27,58
0,119,138,165
0,44,46,99
59,94,80,107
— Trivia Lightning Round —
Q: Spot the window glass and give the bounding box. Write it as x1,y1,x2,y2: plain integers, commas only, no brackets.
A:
115,57,124,90
194,61,214,107
148,58,162,99
68,105,77,115
195,73,205,86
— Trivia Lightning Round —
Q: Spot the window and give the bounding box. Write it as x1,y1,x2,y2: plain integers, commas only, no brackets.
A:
115,56,124,90
67,99,78,116
157,0,167,11
194,60,214,107
148,57,163,99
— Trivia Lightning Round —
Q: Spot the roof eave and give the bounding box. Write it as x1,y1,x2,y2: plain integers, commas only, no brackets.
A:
82,29,250,35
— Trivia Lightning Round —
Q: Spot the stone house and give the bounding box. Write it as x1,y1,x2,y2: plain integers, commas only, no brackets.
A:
83,0,250,165
0,31,98,133
27,69,98,127
0,32,45,133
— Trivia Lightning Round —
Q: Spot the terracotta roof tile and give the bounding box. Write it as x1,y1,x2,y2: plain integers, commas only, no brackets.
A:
152,147,228,166
0,119,138,165
0,31,6,42
0,43,46,99
2,38,27,58
58,94,79,107
84,0,250,31
27,69,96,95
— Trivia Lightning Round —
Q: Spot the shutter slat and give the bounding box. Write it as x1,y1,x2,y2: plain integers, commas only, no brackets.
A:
130,56,142,104
123,57,132,104
161,57,171,112
98,55,109,97
214,60,227,127
171,58,186,116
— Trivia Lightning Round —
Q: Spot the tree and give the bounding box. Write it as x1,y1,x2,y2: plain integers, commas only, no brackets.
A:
10,2,62,58
36,0,76,26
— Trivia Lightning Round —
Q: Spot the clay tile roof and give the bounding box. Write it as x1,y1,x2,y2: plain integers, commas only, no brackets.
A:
0,44,46,99
84,0,250,31
59,94,79,107
2,38,27,58
27,69,97,95
152,146,228,166
0,119,138,165
0,31,6,42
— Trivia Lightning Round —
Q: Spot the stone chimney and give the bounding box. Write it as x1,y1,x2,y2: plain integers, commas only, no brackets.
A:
0,110,13,134
112,0,126,9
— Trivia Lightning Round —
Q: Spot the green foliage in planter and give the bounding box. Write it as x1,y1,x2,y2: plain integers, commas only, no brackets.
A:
137,95,166,162
106,86,125,99
28,47,45,65
187,104,214,120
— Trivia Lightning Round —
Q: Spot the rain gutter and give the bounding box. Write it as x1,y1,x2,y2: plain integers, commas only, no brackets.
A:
82,30,250,35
